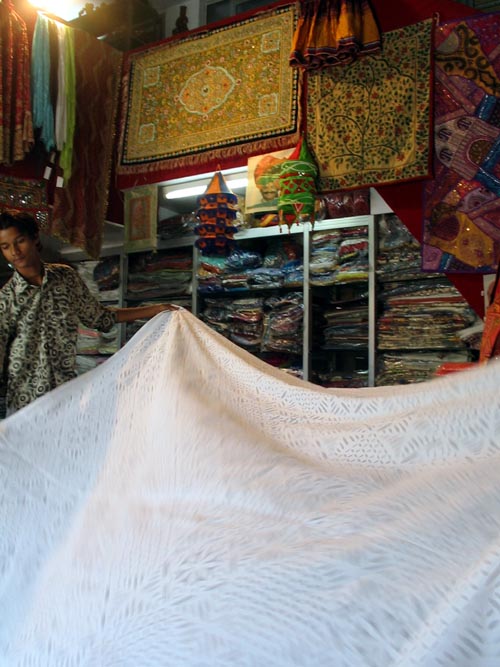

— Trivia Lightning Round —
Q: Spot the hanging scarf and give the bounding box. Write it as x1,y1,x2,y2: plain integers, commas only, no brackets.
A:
290,0,381,71
55,23,67,151
0,0,33,164
57,24,76,180
31,13,55,152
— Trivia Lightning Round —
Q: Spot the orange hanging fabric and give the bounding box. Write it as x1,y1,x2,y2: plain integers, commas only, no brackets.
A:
480,264,500,362
289,0,381,71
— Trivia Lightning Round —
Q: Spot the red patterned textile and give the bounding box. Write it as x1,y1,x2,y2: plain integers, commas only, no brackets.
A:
480,264,500,362
48,30,122,259
0,0,33,165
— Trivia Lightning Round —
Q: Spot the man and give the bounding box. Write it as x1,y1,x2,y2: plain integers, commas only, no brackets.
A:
0,210,178,414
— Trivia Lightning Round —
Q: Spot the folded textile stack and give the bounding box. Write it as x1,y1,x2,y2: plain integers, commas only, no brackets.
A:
201,297,264,349
157,214,196,240
376,215,476,384
376,351,472,385
261,292,303,356
76,325,120,357
200,292,304,371
127,249,193,301
377,213,441,284
197,240,303,294
75,354,110,376
74,256,121,302
310,232,370,386
377,281,477,352
321,291,369,351
310,226,369,286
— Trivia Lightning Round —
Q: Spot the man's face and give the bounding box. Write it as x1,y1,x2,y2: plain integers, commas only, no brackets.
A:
260,181,279,201
0,226,40,275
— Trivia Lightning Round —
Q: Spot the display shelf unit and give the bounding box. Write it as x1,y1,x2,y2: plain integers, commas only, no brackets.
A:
192,215,376,385
194,222,306,379
375,213,477,385
57,213,479,387
304,215,376,387
66,214,486,389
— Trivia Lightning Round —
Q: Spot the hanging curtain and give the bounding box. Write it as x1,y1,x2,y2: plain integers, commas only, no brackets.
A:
0,0,33,165
289,0,381,71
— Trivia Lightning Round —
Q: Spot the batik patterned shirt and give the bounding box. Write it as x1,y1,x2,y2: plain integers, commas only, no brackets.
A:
0,263,117,412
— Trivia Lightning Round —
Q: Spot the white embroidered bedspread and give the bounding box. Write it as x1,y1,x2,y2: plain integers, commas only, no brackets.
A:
1,310,500,667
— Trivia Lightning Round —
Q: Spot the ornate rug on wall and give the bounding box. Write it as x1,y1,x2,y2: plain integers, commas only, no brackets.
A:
117,4,300,184
422,14,500,273
47,31,122,260
306,18,433,192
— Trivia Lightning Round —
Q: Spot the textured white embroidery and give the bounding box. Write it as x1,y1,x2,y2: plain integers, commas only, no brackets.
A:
1,310,500,666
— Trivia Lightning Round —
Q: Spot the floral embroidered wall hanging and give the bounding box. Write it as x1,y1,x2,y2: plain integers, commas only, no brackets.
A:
306,18,433,192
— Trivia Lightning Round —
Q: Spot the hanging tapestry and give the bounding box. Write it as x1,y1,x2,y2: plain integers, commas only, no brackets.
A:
0,0,33,165
0,175,50,229
422,14,500,273
117,4,300,182
306,18,433,192
47,30,122,259
124,184,158,252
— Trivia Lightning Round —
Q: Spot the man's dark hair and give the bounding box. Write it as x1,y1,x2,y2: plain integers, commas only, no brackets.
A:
0,211,39,240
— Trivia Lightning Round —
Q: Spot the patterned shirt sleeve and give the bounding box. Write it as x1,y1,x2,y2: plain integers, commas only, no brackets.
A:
65,267,117,332
0,283,14,379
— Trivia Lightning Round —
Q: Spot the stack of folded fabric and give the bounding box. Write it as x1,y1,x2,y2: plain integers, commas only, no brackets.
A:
127,249,193,301
321,292,369,350
261,292,304,356
376,215,476,385
200,297,264,350
309,229,341,286
310,227,369,286
197,240,303,294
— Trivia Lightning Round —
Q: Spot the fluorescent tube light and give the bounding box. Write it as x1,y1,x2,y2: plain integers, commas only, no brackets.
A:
165,177,248,200
165,185,208,199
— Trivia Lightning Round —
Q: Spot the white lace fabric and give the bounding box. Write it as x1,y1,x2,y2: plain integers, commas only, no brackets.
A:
1,309,500,666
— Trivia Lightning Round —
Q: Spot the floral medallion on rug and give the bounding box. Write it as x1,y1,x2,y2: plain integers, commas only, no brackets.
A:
117,4,300,182
306,18,433,192
422,13,500,273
